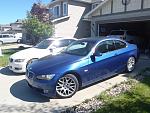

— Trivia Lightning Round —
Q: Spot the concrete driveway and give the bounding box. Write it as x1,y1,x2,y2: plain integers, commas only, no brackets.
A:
0,58,150,113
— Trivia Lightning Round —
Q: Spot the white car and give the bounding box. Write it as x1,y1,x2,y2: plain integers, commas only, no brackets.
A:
9,37,77,73
0,34,21,44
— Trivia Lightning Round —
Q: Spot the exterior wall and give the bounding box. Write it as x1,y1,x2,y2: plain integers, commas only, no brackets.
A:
92,9,100,16
143,0,150,9
101,0,111,15
112,0,124,13
91,0,150,17
54,1,91,38
126,0,141,11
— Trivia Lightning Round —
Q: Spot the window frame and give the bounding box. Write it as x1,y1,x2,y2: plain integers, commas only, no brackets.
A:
53,5,61,18
63,2,68,16
49,7,53,14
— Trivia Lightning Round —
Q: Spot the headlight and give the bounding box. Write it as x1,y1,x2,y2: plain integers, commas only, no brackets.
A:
37,74,55,80
14,59,25,62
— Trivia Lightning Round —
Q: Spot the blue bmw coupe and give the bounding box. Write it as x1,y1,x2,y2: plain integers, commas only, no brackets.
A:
26,37,138,98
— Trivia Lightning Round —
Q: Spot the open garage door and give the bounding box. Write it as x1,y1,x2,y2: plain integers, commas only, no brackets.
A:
98,21,150,54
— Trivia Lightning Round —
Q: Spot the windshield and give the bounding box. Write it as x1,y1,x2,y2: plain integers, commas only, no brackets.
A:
63,40,95,56
34,40,53,49
110,31,125,35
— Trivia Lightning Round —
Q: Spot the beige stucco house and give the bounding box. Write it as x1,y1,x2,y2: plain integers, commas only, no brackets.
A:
48,0,92,38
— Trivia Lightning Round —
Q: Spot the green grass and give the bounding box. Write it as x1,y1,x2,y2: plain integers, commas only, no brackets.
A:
95,74,150,113
0,49,19,67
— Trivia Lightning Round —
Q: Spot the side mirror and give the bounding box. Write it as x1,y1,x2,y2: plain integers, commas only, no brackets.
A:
90,52,102,62
49,48,53,52
93,51,103,56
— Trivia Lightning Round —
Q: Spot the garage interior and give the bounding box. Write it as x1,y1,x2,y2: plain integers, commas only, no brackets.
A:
98,21,150,55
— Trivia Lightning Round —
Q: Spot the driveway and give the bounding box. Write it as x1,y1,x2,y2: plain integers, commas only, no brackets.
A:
0,58,150,113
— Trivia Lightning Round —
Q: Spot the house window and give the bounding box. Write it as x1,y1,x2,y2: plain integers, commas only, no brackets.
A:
53,5,60,18
49,8,53,14
63,2,68,16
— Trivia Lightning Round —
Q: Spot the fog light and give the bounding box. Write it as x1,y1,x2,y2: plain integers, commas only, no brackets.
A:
43,90,49,94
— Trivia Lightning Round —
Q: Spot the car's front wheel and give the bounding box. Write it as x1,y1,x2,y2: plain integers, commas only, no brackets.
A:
56,74,79,98
0,41,3,45
127,56,136,72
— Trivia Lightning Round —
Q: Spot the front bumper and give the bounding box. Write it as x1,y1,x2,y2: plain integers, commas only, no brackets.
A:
9,62,26,73
25,75,57,98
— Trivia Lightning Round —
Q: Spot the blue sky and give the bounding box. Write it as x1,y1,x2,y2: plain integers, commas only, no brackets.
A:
0,0,51,24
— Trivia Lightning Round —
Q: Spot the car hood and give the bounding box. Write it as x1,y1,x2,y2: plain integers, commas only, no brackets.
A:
29,53,84,74
10,47,50,60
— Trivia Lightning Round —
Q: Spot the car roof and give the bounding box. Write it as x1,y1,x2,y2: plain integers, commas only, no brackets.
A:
77,36,124,43
46,37,77,41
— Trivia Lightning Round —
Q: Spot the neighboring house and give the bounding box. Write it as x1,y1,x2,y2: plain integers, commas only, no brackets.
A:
10,19,23,38
48,0,92,38
0,24,11,32
84,0,150,52
0,19,23,38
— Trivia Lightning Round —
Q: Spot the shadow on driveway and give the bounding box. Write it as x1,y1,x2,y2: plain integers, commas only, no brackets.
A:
10,79,50,103
0,66,23,76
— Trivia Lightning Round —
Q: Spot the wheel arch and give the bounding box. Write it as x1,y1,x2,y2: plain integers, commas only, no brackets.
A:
26,58,39,67
63,71,82,89
0,41,3,44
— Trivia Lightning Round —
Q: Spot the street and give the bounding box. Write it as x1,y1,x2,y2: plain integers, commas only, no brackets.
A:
0,58,150,113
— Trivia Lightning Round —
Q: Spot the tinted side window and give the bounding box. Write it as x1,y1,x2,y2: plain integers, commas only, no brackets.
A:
3,35,9,38
115,40,126,50
0,35,2,38
96,40,115,54
106,40,115,51
96,41,108,53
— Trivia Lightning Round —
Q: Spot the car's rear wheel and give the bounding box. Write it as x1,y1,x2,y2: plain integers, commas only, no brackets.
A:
17,39,21,43
127,56,136,72
56,74,79,98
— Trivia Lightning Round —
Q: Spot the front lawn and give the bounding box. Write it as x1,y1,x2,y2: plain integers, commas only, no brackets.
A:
95,70,150,113
0,49,19,67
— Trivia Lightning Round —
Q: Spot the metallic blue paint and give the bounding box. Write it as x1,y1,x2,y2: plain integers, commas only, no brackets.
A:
26,37,138,97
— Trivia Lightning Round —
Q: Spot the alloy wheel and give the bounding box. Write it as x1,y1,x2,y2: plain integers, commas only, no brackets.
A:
127,56,135,72
56,74,78,98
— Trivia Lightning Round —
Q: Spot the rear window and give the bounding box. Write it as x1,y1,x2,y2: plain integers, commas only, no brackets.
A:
115,40,126,49
110,31,125,35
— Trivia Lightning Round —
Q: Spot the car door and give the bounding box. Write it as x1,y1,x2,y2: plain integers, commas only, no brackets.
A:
87,40,118,83
113,40,128,73
2,35,14,43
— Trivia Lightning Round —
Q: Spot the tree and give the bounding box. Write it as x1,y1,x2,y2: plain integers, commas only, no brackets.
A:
23,13,53,44
30,3,50,23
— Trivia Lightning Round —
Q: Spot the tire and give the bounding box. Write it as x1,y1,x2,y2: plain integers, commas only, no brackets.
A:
26,58,38,68
56,74,79,98
0,41,3,45
17,39,21,43
126,56,136,72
